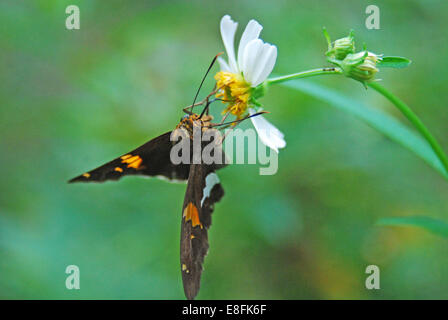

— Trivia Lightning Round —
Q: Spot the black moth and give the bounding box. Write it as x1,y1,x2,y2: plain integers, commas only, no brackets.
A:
69,55,263,299
70,116,224,300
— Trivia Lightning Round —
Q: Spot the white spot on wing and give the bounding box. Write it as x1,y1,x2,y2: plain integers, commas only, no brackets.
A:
200,173,220,207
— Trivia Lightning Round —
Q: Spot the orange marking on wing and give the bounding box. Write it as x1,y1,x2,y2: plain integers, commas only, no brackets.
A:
190,235,195,239
82,173,90,178
121,155,143,169
114,167,123,172
120,154,132,160
183,202,203,229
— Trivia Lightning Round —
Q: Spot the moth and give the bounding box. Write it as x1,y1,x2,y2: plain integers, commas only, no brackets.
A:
68,55,264,299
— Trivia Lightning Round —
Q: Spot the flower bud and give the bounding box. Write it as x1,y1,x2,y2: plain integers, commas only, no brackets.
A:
341,51,381,83
325,29,355,60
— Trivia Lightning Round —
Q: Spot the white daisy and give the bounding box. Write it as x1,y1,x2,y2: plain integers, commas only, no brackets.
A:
215,15,286,153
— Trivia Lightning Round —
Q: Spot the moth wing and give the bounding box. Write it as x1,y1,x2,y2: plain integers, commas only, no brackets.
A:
69,132,190,183
180,164,224,300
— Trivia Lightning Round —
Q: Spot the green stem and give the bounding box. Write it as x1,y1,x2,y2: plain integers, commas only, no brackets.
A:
368,81,448,175
267,67,448,178
267,67,342,85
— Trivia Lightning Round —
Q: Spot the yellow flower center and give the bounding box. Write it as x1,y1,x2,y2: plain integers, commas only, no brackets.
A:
214,71,251,119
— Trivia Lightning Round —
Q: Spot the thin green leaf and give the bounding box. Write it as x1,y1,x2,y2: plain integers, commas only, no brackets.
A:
281,80,448,180
378,56,412,68
322,27,331,49
376,216,448,238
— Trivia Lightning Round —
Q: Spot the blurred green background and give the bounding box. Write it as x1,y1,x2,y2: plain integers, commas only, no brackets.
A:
1,0,448,299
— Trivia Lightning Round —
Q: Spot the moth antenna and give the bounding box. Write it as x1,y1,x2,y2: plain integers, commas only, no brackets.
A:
191,53,222,113
207,111,269,128
199,97,219,119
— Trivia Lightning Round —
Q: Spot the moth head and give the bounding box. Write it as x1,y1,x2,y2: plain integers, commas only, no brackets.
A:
176,113,215,137
176,114,200,135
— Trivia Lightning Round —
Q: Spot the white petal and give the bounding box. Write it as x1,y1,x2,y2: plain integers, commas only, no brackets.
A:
251,44,277,87
237,19,263,71
220,15,239,73
249,108,286,153
217,56,231,72
241,39,263,85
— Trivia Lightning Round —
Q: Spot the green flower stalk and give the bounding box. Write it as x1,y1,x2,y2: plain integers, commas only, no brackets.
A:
262,29,448,181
